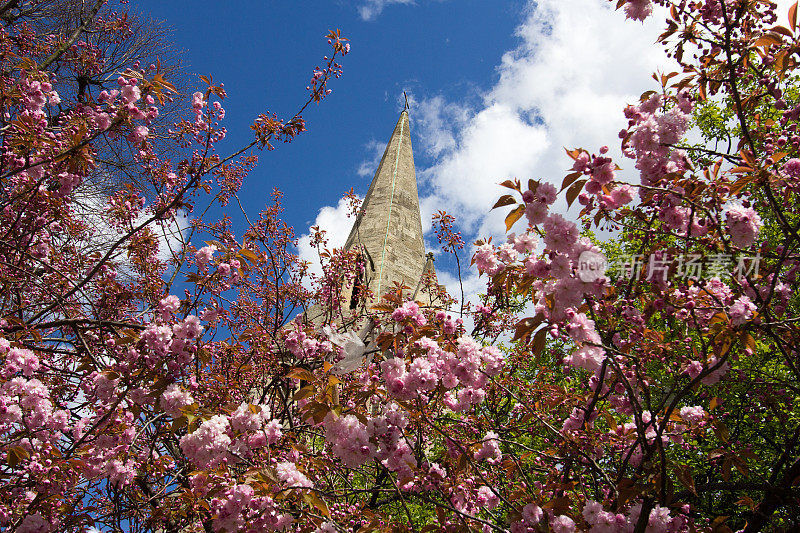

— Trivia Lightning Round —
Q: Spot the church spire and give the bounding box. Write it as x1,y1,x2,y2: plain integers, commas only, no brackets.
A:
344,110,426,298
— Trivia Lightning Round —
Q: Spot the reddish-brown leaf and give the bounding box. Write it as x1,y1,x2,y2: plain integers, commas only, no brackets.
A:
675,464,697,496
561,172,582,191
492,194,517,210
499,179,520,192
565,179,587,208
513,314,544,341
286,367,316,382
532,328,547,356
505,205,525,232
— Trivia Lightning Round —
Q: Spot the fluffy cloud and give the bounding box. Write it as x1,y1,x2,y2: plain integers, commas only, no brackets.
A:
307,0,794,307
297,197,361,279
358,0,415,21
72,184,189,265
416,0,669,242
357,140,387,178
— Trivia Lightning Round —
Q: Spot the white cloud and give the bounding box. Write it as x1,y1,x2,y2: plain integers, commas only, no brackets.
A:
409,95,469,159
305,0,789,307
297,197,361,279
416,0,669,243
71,185,189,266
358,0,415,21
357,140,386,178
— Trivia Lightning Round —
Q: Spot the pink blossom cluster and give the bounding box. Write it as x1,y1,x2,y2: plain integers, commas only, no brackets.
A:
137,303,204,371
284,325,331,360
323,403,415,479
728,295,756,325
679,405,706,425
1,376,69,436
275,461,313,489
623,0,654,21
188,90,227,146
563,310,606,372
323,412,375,468
75,411,137,487
160,383,194,418
180,415,232,468
523,182,558,225
622,92,692,195
1,344,40,378
570,147,635,211
581,500,688,533
726,204,763,248
180,403,282,469
391,300,428,327
380,336,503,411
195,244,217,270
473,430,502,464
208,481,294,532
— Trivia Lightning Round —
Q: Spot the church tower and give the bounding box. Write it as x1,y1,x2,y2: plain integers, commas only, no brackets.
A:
307,109,438,326
344,109,427,298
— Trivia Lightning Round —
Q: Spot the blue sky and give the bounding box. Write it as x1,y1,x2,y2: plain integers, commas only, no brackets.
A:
133,0,676,298
134,1,523,224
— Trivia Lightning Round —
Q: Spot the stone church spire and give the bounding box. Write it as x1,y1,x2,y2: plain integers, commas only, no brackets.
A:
344,110,426,298
305,109,436,327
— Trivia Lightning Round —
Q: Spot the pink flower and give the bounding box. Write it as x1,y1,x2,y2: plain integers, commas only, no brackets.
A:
17,513,51,533
551,515,576,533
264,419,283,444
192,91,205,110
726,204,762,248
2,347,39,378
623,0,653,21
120,84,141,104
133,124,149,143
496,242,518,263
657,107,690,145
476,486,499,510
160,383,194,418
173,315,203,340
323,412,375,467
524,200,549,225
679,405,706,424
195,245,217,268
95,112,112,131
509,232,537,253
522,503,543,525
583,500,604,525
106,459,136,487
647,505,673,533
572,151,591,172
179,415,231,468
610,184,634,207
783,158,800,177
474,430,502,464
474,243,502,275
391,300,427,326
535,182,558,204
158,295,180,319
276,461,313,489
729,295,756,325
213,483,254,532
543,214,579,254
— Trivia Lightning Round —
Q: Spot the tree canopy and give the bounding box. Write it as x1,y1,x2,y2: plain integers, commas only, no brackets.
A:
0,0,798,532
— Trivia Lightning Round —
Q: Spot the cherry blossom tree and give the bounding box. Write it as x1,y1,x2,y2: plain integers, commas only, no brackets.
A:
0,0,350,530
2,0,800,532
